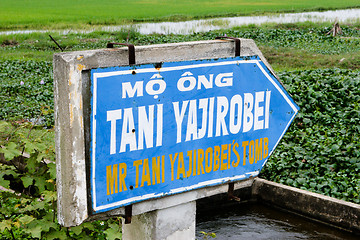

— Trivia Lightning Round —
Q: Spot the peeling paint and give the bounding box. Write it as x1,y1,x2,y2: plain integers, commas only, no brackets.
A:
69,69,73,86
69,103,74,127
79,97,83,110
80,115,83,129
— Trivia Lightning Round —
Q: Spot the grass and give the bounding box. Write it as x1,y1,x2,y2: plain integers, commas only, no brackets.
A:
262,47,360,70
0,0,359,30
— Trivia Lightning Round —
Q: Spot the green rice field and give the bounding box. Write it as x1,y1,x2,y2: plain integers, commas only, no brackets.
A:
1,0,359,30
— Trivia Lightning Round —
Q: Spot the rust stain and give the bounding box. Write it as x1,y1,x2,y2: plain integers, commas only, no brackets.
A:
154,62,163,71
77,64,85,71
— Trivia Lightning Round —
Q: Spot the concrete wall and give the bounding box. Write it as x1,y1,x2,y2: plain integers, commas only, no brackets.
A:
252,178,360,234
122,201,196,240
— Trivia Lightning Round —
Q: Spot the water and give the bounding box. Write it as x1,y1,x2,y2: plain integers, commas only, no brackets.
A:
107,8,360,35
1,9,359,36
196,202,358,239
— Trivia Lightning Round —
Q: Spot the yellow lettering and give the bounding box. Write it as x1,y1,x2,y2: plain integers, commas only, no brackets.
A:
152,156,161,185
197,148,205,175
169,153,178,181
133,160,142,188
249,140,254,164
227,143,231,169
177,152,186,179
242,141,249,166
119,163,127,192
161,155,165,183
205,147,213,173
214,145,220,171
106,164,118,195
193,149,197,176
186,150,193,177
232,142,240,168
220,144,228,170
255,138,263,163
264,137,269,158
140,158,151,187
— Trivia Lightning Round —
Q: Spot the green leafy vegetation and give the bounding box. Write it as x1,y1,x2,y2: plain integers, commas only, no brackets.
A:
200,231,217,239
0,21,359,239
0,121,122,239
1,0,359,30
260,69,360,203
0,60,54,127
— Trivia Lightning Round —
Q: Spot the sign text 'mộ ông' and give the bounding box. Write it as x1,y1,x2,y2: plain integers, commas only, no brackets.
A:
90,56,299,213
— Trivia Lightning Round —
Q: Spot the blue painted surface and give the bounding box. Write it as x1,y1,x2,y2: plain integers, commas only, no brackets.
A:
90,56,299,213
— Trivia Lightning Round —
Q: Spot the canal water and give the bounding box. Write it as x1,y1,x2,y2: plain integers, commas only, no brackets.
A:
196,202,358,239
108,8,360,35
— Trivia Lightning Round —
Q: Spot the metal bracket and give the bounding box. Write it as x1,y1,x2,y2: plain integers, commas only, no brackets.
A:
49,35,64,52
215,36,241,57
228,182,241,202
124,205,132,224
107,42,136,65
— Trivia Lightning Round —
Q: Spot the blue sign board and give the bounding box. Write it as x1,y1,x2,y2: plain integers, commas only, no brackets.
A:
90,56,299,213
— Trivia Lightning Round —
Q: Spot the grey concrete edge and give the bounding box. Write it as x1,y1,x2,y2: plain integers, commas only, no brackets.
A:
54,53,88,227
252,178,360,233
87,178,254,222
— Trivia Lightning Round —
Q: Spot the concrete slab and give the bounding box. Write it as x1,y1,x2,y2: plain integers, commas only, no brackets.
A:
122,201,196,240
252,178,360,234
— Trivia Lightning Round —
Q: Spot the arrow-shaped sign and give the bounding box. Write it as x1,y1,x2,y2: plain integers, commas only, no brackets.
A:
90,55,299,213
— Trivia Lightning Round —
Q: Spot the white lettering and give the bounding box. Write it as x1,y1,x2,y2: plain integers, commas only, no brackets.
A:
173,101,189,143
198,98,208,139
120,108,137,153
185,100,198,141
107,109,122,154
207,97,215,138
265,91,271,129
216,96,229,137
146,78,166,98
178,72,196,92
215,72,233,87
243,93,254,132
229,95,242,134
178,72,233,92
254,91,264,130
197,74,213,89
156,104,163,146
122,82,143,98
171,92,270,143
138,106,154,150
